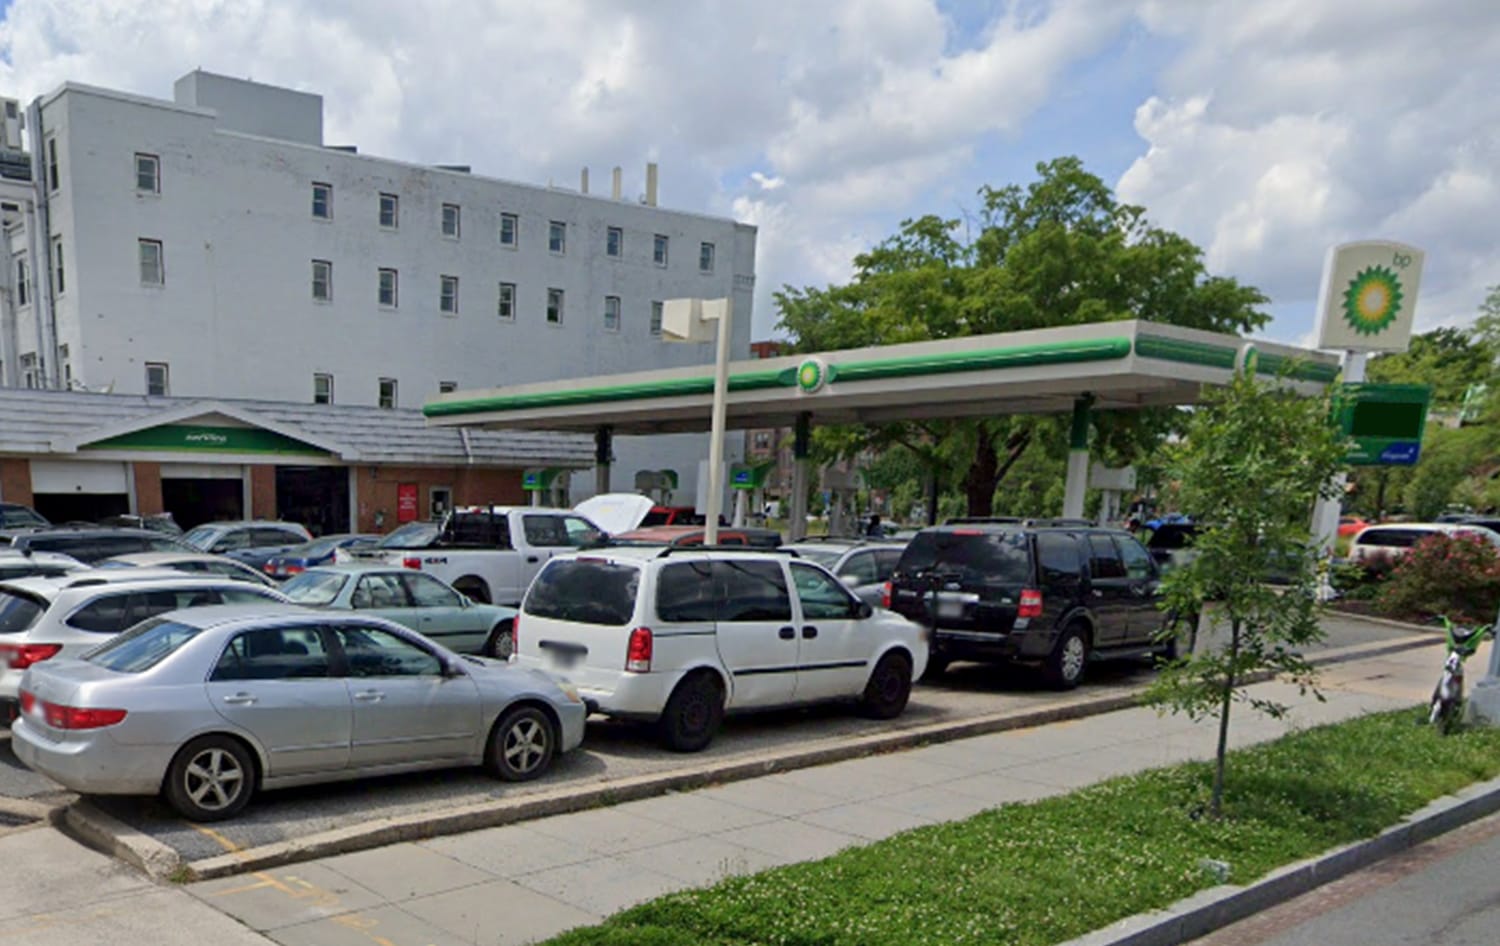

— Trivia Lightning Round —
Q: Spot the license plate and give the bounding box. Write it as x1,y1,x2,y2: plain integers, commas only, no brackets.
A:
937,599,967,618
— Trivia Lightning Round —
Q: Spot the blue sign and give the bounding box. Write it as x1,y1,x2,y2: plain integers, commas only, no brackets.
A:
1377,442,1421,466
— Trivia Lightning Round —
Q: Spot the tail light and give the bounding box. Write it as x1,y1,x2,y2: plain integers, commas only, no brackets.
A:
1018,588,1043,619
18,689,35,714
263,562,277,574
0,643,63,670
402,557,421,570
881,581,892,609
511,615,520,656
283,564,304,576
625,627,653,673
40,701,127,730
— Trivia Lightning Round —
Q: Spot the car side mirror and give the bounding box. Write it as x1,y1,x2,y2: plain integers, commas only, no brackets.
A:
441,658,465,678
838,573,860,587
855,601,874,619
459,595,472,608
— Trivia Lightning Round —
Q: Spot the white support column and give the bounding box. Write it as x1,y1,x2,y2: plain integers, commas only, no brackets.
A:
1062,395,1092,519
732,490,747,527
1313,352,1365,598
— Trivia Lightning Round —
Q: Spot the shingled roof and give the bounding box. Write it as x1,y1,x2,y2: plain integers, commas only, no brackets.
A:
0,388,592,467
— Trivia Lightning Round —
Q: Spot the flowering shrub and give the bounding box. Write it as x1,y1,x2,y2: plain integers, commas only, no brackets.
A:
1375,532,1500,623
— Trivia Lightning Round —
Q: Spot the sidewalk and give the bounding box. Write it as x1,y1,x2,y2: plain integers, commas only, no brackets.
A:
181,645,1449,946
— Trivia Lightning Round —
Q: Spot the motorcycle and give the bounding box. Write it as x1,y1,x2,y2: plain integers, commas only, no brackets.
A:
1429,616,1492,734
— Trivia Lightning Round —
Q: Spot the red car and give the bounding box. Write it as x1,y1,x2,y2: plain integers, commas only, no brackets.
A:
1338,516,1370,538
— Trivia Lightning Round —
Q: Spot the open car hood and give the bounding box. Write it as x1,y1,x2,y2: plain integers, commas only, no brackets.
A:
573,493,656,535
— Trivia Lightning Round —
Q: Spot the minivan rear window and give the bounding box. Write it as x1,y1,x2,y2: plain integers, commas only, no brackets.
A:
0,589,46,634
524,559,640,626
897,531,1031,584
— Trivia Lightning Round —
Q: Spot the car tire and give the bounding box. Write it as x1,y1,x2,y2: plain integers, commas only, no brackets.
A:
163,735,256,821
1043,623,1089,690
657,672,724,752
453,577,491,604
920,654,950,681
859,651,913,719
483,619,515,660
488,704,556,781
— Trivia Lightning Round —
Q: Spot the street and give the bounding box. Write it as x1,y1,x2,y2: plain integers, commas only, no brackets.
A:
1191,810,1500,946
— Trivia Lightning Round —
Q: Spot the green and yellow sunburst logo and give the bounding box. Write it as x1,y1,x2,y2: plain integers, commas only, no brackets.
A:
796,358,826,393
1341,265,1404,336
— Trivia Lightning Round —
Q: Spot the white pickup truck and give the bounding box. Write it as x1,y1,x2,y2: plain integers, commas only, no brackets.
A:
355,506,607,608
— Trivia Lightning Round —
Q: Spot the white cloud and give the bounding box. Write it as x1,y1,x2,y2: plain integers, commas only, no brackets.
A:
1120,0,1500,336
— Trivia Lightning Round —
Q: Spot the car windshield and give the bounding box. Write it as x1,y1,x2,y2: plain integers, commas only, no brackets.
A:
280,571,348,606
377,522,440,548
0,507,47,528
524,559,640,626
0,589,47,634
182,526,219,551
85,618,203,673
898,530,1032,584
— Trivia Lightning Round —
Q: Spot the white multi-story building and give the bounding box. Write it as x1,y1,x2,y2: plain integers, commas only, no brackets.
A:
0,71,755,505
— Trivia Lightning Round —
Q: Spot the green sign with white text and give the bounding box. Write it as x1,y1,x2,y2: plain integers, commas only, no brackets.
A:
83,424,328,456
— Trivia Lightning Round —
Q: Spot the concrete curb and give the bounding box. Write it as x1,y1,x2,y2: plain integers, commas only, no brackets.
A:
0,795,61,825
1061,773,1500,946
65,632,1442,882
1325,609,1443,634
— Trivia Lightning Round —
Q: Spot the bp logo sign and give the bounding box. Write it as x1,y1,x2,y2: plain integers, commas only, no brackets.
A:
1316,241,1424,353
1341,266,1404,336
796,357,828,394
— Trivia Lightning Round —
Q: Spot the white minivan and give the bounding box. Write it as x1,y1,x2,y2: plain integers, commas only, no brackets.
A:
1349,522,1500,565
514,548,928,751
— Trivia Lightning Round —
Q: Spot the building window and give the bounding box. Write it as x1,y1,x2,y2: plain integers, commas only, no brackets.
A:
378,192,398,229
311,259,332,301
58,344,71,387
139,239,165,286
145,362,169,397
314,373,334,404
653,233,668,266
441,203,460,238
438,381,457,393
650,300,663,336
312,182,332,220
19,353,38,389
499,212,518,247
51,237,64,295
548,220,566,254
604,295,621,332
378,377,397,409
497,282,516,321
440,275,459,314
606,226,623,258
546,288,564,325
15,256,27,307
378,268,398,308
46,137,58,192
135,153,160,194
699,241,715,273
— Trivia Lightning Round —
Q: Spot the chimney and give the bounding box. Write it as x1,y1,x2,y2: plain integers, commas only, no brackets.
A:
580,167,589,194
611,166,622,200
645,162,658,207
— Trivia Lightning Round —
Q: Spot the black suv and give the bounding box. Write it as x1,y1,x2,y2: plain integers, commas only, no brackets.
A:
886,521,1167,688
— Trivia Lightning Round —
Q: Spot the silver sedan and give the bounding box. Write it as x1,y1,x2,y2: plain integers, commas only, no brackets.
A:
11,605,586,821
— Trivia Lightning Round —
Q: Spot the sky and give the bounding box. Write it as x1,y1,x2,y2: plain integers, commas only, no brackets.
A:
1,0,1496,346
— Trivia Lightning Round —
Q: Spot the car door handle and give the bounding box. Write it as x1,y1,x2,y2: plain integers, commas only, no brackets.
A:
353,690,385,703
221,693,256,706
802,626,818,639
778,626,795,639
527,555,540,564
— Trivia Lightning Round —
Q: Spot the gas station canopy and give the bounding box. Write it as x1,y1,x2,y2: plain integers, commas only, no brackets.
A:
424,320,1338,434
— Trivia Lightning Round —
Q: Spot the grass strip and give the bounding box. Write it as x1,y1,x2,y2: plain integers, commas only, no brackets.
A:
543,708,1500,946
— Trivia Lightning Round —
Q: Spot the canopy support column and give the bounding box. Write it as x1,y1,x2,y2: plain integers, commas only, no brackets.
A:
594,426,613,496
790,412,812,541
1062,394,1093,520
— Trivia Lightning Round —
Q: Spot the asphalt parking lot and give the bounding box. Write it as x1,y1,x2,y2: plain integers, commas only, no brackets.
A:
0,613,1425,872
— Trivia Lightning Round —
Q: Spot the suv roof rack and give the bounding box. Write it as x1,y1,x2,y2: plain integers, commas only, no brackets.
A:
656,546,800,558
944,517,1024,525
941,516,1099,529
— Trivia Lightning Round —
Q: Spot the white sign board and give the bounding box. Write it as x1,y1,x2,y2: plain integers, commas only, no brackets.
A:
1088,463,1136,491
1315,240,1425,353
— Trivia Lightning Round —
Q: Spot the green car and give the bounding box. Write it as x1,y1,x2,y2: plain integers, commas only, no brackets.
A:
279,564,519,658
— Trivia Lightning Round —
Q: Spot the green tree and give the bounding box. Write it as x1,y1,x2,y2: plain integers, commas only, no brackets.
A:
1144,370,1349,819
1365,327,1496,406
775,157,1268,515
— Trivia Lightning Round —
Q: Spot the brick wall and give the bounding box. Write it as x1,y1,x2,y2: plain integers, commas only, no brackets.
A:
132,462,164,515
353,465,528,533
249,466,277,519
0,459,33,507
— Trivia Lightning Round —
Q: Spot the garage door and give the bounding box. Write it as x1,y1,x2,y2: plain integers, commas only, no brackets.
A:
161,463,245,529
30,460,130,494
